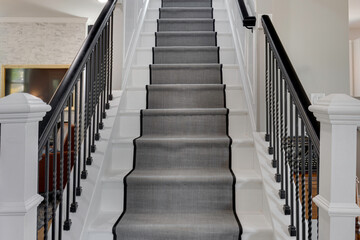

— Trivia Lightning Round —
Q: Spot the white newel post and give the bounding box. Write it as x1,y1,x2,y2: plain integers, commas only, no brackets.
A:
0,93,50,240
309,94,360,240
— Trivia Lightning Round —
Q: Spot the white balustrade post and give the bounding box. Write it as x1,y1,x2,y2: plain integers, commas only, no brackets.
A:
309,94,360,240
0,93,50,240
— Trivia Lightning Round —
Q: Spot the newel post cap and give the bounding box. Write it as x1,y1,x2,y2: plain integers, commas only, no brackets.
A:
309,94,360,125
0,93,51,123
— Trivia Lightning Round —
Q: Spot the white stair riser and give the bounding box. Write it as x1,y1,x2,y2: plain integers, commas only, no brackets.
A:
110,141,134,170
122,88,245,109
99,182,124,213
148,0,226,8
145,9,228,20
134,48,236,65
138,33,234,48
232,144,255,171
110,141,255,172
236,182,263,213
129,66,241,87
143,20,231,33
112,112,250,139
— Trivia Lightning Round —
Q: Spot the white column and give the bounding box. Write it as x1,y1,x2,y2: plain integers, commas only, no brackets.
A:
0,93,50,240
309,94,360,240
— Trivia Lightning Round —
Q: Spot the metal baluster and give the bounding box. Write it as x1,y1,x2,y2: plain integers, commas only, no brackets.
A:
268,49,274,155
295,109,300,240
71,84,79,213
272,55,277,168
308,137,313,239
106,19,111,109
95,37,101,141
275,61,281,182
82,61,90,176
44,140,50,239
58,112,65,239
77,72,84,193
91,44,97,153
288,96,296,236
64,96,72,231
316,152,320,240
108,13,114,102
87,52,94,165
283,81,290,215
99,27,106,131
301,121,306,240
279,72,285,198
265,39,270,142
52,126,57,239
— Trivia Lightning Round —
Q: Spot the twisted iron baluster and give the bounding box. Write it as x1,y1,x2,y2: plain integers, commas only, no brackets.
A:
308,138,313,240
275,61,281,182
301,121,306,240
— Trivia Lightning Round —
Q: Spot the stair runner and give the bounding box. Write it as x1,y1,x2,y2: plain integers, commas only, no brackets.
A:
113,0,242,239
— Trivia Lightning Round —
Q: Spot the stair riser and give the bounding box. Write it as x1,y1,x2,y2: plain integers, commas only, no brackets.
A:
149,0,226,8
110,141,256,172
134,48,236,65
123,88,245,110
146,9,228,20
99,181,124,213
129,66,241,87
143,20,231,33
156,33,217,47
141,113,227,136
139,33,233,48
161,0,212,7
232,144,256,171
126,183,233,213
147,86,225,108
153,47,219,64
134,142,230,169
235,182,263,214
112,112,250,139
159,9,213,19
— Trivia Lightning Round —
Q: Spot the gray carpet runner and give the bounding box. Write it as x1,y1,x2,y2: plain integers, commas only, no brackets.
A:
114,0,241,239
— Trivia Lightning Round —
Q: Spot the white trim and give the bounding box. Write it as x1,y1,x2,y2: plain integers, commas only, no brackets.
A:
0,17,88,24
121,0,151,90
0,194,43,216
314,195,360,217
224,0,256,131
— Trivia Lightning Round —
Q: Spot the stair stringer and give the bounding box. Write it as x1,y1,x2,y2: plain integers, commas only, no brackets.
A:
253,132,296,240
223,0,257,131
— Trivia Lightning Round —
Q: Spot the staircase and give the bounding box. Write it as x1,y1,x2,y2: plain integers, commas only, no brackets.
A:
84,0,273,239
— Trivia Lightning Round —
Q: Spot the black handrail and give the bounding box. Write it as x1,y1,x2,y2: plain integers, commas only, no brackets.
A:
238,0,256,29
262,15,320,152
38,0,117,151
262,14,320,239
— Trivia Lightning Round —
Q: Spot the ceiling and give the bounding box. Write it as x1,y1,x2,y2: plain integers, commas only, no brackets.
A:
0,0,108,23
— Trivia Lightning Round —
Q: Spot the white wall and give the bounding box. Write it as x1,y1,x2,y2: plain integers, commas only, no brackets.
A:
113,4,124,90
122,0,149,88
251,0,350,130
0,18,86,95
270,0,350,96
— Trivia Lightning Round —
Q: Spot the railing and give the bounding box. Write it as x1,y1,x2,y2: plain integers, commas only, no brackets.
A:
237,0,256,29
36,0,116,238
262,15,320,239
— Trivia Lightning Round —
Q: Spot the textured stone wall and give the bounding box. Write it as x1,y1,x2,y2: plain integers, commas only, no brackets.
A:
0,20,86,94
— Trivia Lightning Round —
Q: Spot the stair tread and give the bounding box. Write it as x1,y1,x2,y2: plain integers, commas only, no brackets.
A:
127,168,233,183
238,214,272,232
89,212,271,233
142,108,227,115
103,168,261,185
